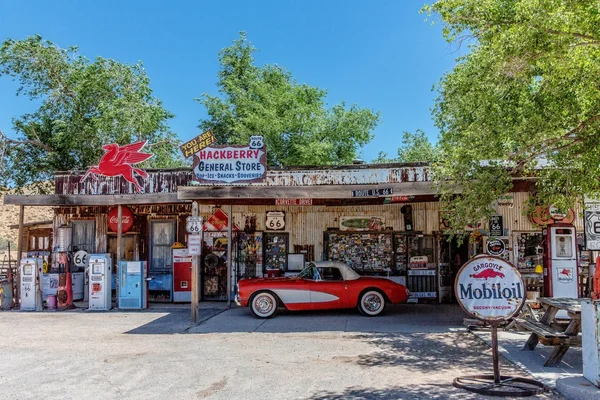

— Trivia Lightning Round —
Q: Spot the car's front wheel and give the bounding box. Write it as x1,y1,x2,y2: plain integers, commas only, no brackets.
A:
358,290,386,316
250,291,278,318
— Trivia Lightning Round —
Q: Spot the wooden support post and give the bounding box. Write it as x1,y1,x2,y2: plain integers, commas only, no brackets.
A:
191,201,199,323
227,204,233,308
16,205,24,265
116,204,122,308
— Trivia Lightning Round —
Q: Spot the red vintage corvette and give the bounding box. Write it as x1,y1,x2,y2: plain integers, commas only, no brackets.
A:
235,261,410,318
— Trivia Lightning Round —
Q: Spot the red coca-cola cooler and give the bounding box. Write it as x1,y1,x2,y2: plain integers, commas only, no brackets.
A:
173,248,192,302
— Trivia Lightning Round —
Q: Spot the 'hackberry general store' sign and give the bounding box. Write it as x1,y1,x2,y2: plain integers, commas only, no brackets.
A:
192,142,267,184
455,256,525,322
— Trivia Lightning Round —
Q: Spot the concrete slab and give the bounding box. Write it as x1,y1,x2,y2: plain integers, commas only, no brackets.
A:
556,376,600,400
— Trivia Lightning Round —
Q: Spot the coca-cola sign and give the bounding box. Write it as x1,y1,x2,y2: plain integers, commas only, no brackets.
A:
108,206,134,233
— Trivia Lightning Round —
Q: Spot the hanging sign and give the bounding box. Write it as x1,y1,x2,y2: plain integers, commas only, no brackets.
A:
488,215,504,236
339,216,385,231
180,130,217,158
80,141,153,192
351,187,393,197
455,256,525,322
188,234,202,256
266,211,286,231
186,216,203,234
107,206,134,233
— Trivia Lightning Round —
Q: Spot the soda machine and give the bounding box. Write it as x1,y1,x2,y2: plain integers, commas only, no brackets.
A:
118,261,148,309
20,258,42,311
88,254,112,311
173,248,192,302
543,224,579,317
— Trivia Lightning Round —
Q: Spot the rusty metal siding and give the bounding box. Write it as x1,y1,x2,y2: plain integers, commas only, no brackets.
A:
493,192,584,232
55,170,194,196
95,214,108,253
55,166,431,195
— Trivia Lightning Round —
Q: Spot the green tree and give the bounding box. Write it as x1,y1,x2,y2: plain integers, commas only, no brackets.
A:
0,35,184,192
423,0,600,232
373,130,438,163
197,32,380,166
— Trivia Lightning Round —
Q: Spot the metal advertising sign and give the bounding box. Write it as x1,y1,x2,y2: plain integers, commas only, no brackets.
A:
585,210,600,250
265,211,285,231
455,256,525,322
488,215,503,236
186,216,203,234
80,141,153,192
485,238,506,256
180,130,217,158
107,206,135,233
192,144,267,184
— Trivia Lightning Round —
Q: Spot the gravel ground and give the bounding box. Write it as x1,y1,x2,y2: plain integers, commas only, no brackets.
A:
0,304,562,399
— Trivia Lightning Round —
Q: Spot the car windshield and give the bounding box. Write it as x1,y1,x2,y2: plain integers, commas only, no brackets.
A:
297,265,320,280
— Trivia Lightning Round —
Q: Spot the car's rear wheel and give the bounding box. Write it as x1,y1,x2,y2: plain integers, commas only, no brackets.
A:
250,291,278,318
358,290,386,316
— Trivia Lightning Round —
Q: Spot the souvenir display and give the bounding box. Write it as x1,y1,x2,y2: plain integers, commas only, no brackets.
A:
324,232,393,273
515,232,543,271
263,232,288,272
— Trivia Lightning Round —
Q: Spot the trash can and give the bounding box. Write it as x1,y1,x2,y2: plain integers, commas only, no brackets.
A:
0,281,13,310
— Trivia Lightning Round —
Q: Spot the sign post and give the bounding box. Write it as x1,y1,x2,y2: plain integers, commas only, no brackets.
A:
453,256,545,396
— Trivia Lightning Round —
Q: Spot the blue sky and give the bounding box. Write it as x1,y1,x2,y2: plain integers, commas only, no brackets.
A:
0,0,464,162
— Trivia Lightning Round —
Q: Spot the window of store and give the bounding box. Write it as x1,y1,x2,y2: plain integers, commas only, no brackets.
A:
71,220,95,253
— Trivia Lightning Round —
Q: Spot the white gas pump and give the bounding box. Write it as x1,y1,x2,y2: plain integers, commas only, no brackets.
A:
20,258,42,311
543,224,579,318
88,254,112,311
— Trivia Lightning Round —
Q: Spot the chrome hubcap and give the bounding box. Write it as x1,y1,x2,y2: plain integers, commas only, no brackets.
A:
363,294,382,312
255,296,274,314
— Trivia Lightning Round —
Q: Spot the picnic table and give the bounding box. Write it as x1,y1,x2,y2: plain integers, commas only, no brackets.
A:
513,297,583,367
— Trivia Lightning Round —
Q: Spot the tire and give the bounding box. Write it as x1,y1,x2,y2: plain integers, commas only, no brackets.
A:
358,290,386,317
249,291,278,319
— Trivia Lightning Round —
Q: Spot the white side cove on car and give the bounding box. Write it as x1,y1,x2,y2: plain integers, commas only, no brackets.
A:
270,289,339,304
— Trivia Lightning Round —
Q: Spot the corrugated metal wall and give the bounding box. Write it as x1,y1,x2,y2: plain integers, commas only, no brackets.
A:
196,203,440,261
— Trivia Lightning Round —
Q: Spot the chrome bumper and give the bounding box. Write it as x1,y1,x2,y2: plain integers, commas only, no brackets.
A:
234,294,241,307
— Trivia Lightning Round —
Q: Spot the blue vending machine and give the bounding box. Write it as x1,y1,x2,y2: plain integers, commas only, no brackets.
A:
118,261,148,309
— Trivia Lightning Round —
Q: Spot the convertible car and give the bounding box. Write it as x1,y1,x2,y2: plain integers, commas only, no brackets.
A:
235,261,410,318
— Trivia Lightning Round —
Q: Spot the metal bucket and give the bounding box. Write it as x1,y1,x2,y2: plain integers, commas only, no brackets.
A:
46,294,57,310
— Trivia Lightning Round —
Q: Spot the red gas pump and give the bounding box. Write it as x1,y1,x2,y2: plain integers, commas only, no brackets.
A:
542,223,579,299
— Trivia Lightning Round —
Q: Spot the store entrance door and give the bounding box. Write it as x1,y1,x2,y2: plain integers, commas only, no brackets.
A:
201,231,228,301
438,236,469,303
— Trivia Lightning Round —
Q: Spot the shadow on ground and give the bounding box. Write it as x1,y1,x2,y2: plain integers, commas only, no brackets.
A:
124,307,226,334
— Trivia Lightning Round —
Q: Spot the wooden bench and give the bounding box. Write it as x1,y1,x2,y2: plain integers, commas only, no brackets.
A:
514,317,582,367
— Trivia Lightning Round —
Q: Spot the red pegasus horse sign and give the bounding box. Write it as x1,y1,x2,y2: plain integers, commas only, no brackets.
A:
80,141,153,192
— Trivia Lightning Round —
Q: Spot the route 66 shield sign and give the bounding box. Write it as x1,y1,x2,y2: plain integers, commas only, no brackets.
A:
266,211,285,231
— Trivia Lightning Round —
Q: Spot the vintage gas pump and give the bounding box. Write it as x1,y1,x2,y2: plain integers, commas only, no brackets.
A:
118,261,148,309
543,223,579,310
56,225,74,309
20,258,42,311
88,254,112,310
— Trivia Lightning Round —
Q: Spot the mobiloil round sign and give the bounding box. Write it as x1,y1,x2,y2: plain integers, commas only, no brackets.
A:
455,256,525,322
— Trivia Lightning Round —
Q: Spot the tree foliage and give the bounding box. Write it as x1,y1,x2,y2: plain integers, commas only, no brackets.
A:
424,0,600,231
373,130,438,163
0,35,183,192
197,32,380,166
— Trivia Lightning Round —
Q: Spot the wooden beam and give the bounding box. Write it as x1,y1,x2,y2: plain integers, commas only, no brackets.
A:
4,193,187,206
16,205,24,266
178,182,437,200
191,201,199,323
227,204,232,309
116,205,122,309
